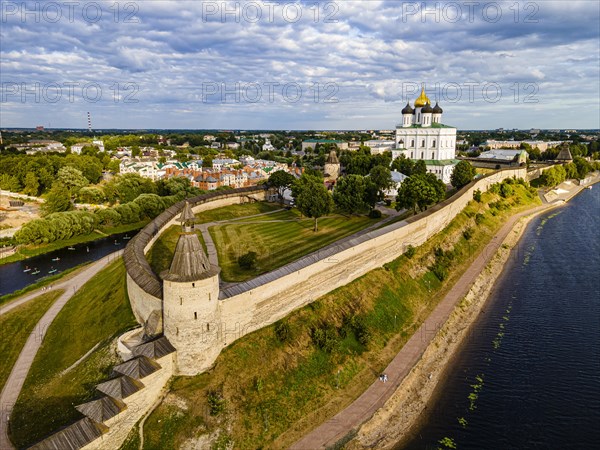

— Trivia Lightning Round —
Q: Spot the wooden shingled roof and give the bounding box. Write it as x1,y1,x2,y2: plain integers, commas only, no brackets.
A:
96,375,144,400
112,355,161,379
132,335,176,359
75,396,126,423
123,185,267,300
161,233,218,282
29,417,108,450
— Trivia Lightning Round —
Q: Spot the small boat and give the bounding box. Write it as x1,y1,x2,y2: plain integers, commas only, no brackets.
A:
586,185,592,190
67,246,76,250
48,269,58,274
23,266,31,273
114,240,120,245
52,257,60,262
86,246,90,252
123,234,131,240
31,269,40,275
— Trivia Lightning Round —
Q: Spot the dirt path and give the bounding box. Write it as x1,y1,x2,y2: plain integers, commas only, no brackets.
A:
290,202,558,450
0,250,123,450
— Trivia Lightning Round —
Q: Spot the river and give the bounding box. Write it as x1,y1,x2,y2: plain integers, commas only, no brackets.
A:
400,187,600,449
0,231,137,297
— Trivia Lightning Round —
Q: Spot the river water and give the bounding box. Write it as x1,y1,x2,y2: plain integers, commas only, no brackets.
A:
0,231,137,296
400,187,600,449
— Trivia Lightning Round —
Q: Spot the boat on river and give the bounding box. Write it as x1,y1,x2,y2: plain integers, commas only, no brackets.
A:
67,246,76,250
48,268,58,274
23,266,31,273
52,257,60,262
31,269,40,275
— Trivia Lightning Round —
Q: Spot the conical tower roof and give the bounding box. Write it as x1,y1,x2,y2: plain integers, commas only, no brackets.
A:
556,147,573,161
178,201,195,223
326,150,339,164
161,233,217,282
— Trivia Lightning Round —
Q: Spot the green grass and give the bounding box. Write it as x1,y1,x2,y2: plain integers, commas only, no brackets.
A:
0,220,148,265
143,182,540,449
210,210,379,282
0,290,63,391
10,259,138,449
195,202,282,224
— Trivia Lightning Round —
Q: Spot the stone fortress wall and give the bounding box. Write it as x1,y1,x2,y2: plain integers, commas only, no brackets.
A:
124,168,527,375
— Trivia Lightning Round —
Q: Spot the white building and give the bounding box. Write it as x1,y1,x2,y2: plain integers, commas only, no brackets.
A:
262,139,276,151
366,139,395,155
393,85,458,184
384,170,409,198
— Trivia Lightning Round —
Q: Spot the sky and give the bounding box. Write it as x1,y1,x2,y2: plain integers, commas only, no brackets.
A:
1,0,599,130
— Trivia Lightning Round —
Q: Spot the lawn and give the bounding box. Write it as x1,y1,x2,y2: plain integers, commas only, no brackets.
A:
0,290,63,391
195,202,282,224
210,209,379,282
9,259,138,449
142,181,541,449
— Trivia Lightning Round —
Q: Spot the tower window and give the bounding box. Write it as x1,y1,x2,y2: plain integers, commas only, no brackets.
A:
209,293,211,301
192,283,195,288
194,312,197,320
180,297,182,306
207,323,210,331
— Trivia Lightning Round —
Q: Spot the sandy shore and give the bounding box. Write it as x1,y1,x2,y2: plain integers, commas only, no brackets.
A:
348,176,599,449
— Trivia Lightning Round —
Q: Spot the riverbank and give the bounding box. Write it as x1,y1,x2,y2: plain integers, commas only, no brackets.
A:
347,176,598,449
0,220,147,265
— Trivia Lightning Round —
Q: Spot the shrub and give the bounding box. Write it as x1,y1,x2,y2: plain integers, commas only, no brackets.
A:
404,245,416,259
475,213,485,225
500,182,513,198
207,390,226,416
473,189,482,202
311,324,340,353
368,209,382,219
463,227,474,240
274,321,291,343
238,251,258,270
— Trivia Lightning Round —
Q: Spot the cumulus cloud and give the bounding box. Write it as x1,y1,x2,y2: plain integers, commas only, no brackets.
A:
0,0,598,129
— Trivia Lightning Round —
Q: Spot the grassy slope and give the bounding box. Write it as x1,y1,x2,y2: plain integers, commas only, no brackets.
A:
142,182,540,449
0,290,63,391
194,202,281,224
10,259,138,449
0,220,148,265
211,209,378,282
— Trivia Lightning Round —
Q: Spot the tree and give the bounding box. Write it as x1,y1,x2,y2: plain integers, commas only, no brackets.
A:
573,156,592,179
396,174,443,213
391,154,414,175
291,174,334,231
451,160,476,188
368,165,393,203
413,159,427,175
23,173,40,196
238,251,258,270
268,170,296,202
42,184,72,215
56,166,89,196
332,174,368,214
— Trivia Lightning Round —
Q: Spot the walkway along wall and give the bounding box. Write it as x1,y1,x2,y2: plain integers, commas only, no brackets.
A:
124,168,527,375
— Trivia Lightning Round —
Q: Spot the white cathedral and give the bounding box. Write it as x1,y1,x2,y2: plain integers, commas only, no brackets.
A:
392,84,459,184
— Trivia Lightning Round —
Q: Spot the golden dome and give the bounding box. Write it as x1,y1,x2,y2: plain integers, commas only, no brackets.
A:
414,84,431,107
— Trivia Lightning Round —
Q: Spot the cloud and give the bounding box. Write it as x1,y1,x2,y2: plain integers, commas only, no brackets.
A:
0,0,598,129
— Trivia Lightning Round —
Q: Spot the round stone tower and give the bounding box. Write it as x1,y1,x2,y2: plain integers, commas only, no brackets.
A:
161,202,221,375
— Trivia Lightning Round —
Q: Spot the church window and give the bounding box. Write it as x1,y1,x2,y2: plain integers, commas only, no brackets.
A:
410,152,414,158
421,152,424,159
432,152,435,159
432,139,436,147
194,312,197,320
411,140,415,147
421,140,425,147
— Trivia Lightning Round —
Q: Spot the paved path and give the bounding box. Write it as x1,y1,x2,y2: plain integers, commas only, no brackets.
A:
290,202,559,450
0,250,123,450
